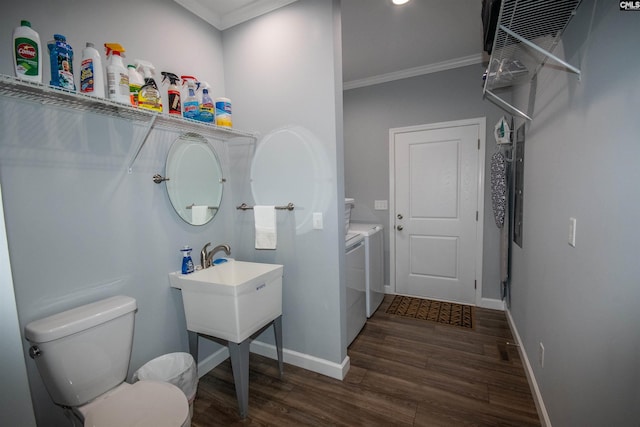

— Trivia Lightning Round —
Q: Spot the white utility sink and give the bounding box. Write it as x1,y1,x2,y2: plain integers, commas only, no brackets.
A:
169,260,283,343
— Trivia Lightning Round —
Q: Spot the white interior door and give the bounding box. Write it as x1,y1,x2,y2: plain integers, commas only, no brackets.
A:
391,120,483,305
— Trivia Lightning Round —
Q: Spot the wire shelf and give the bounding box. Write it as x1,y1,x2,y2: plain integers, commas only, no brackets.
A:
0,74,257,141
483,0,582,120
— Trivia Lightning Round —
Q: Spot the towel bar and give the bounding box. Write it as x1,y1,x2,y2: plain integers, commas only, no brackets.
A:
236,203,294,211
186,204,218,210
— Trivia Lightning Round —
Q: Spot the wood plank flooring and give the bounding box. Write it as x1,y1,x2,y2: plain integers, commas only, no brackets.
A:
191,295,540,426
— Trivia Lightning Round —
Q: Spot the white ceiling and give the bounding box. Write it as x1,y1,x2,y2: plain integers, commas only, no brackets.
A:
174,0,486,89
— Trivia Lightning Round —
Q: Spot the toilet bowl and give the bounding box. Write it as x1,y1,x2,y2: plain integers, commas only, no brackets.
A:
24,295,190,427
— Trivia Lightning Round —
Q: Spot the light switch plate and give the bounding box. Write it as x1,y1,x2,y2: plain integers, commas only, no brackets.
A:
313,212,323,229
569,217,576,247
374,200,388,210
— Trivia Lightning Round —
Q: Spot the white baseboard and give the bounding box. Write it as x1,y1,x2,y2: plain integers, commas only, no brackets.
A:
505,309,551,427
196,341,350,381
250,340,350,380
479,297,505,311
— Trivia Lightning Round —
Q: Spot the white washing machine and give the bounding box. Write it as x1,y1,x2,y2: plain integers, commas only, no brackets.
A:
345,232,366,345
348,223,384,317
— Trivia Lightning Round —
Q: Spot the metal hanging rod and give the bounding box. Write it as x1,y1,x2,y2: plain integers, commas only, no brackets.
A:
236,203,295,211
186,204,218,210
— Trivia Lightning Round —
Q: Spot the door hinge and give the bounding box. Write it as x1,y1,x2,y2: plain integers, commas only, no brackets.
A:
476,211,479,221
474,280,477,289
478,139,480,150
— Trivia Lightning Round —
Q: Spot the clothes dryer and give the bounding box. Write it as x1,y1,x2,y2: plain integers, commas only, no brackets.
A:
345,232,366,345
348,223,384,317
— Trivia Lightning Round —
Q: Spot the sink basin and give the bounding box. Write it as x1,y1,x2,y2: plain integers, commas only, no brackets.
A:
169,260,283,343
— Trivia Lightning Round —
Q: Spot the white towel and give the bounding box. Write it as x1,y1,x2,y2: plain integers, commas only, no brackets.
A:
254,206,277,250
191,205,209,226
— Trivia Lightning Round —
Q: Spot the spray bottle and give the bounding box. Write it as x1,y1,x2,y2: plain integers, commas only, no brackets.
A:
104,43,129,103
135,60,162,112
161,72,182,116
198,81,214,123
181,75,199,120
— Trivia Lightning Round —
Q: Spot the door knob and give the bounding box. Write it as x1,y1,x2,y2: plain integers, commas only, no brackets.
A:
397,214,403,220
397,225,404,231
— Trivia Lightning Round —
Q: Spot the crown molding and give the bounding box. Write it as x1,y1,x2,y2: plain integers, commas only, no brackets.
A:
220,0,299,30
174,0,223,29
174,0,299,31
343,54,485,91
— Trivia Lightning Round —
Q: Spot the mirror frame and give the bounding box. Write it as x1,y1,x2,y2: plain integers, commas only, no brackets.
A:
165,132,224,226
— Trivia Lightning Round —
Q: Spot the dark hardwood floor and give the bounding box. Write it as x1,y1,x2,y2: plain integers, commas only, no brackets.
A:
191,295,540,426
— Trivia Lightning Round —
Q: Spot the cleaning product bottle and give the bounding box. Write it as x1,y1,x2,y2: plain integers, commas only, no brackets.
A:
48,34,75,90
127,64,143,106
161,72,182,116
180,246,195,275
181,75,199,120
12,20,42,83
136,60,162,112
104,43,129,103
215,97,232,127
79,42,104,98
198,82,214,123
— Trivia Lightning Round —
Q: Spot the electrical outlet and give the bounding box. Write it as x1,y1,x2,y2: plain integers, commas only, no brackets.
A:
539,342,545,368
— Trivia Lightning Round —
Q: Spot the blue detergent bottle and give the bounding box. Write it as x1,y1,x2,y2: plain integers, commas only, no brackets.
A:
180,246,195,274
48,34,75,90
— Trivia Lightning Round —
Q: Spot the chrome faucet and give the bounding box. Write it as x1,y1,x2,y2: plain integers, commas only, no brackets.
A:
200,242,231,268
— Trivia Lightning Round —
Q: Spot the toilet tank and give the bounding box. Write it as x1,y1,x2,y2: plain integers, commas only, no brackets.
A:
24,295,137,407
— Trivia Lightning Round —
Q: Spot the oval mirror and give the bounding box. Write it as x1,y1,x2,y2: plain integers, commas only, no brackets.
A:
165,132,224,225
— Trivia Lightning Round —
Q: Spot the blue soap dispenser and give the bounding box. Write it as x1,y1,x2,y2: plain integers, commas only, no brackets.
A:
180,246,194,274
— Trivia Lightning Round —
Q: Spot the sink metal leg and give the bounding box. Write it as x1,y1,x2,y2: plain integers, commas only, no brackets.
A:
188,330,199,364
228,339,250,418
273,316,284,378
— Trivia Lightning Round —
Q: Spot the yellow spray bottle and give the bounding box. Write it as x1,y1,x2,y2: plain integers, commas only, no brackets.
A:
135,59,162,112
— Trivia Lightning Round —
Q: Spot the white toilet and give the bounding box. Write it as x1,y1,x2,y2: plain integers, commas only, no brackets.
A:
24,295,190,427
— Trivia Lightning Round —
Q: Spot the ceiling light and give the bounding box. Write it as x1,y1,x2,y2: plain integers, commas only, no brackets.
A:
392,0,410,5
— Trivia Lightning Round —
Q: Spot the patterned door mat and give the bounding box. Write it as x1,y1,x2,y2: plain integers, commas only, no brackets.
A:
386,295,474,329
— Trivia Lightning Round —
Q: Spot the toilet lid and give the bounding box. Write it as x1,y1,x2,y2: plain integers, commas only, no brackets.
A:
83,381,189,427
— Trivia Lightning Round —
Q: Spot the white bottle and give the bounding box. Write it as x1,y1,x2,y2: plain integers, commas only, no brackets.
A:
127,65,144,107
79,42,104,98
12,20,42,83
104,43,129,104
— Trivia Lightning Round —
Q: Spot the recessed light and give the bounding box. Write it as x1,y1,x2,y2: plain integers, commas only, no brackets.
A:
392,0,410,5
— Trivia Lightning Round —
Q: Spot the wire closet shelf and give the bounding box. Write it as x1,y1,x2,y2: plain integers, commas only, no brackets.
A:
483,0,582,120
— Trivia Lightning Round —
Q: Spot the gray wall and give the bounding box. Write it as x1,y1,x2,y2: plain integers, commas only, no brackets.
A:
0,185,36,426
343,64,507,301
0,0,346,425
509,1,640,425
0,1,229,425
223,0,347,364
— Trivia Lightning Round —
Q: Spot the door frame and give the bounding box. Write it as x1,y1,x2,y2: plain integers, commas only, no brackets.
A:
388,117,486,306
